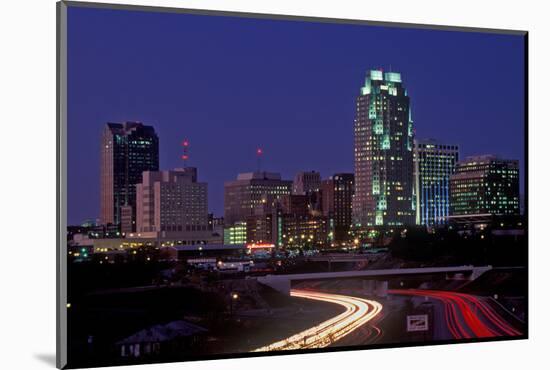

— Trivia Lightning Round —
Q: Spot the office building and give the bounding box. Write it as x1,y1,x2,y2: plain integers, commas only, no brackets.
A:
281,215,329,248
224,221,247,245
321,173,354,243
245,194,284,246
293,171,321,195
100,122,159,233
279,194,309,217
450,155,520,217
135,167,208,233
224,172,292,225
352,70,415,227
246,213,278,245
414,139,459,226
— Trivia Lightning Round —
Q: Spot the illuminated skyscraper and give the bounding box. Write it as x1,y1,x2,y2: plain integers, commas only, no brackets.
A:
352,70,415,227
414,139,459,226
100,122,159,232
450,155,520,217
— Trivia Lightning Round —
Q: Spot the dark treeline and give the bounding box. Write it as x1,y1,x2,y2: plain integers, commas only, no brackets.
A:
388,226,527,267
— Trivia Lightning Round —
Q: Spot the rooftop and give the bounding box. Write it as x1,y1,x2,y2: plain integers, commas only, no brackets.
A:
236,171,283,181
459,155,519,165
161,244,246,251
117,320,207,345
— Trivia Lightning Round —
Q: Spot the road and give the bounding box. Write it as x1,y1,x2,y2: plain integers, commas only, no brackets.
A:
389,289,522,339
253,289,383,352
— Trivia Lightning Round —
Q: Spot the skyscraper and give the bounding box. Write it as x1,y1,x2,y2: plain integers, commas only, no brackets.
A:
321,173,354,243
135,168,208,233
292,171,321,195
414,139,459,226
450,155,520,217
352,70,415,227
224,172,292,225
100,122,159,232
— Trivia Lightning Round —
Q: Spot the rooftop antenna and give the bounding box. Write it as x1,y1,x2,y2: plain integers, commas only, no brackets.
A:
256,147,263,173
181,139,189,168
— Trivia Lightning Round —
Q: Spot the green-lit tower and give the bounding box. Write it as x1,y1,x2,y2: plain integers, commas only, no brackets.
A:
352,70,415,227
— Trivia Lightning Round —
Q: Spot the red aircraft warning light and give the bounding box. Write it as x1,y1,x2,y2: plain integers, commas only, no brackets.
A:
256,147,263,172
181,139,190,167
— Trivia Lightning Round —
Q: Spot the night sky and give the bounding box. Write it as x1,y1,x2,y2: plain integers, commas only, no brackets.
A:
67,6,525,225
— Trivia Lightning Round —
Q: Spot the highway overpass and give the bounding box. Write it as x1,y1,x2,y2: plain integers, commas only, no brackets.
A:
257,265,492,295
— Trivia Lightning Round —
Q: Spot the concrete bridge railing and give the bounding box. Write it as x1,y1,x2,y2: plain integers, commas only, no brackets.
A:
257,265,492,295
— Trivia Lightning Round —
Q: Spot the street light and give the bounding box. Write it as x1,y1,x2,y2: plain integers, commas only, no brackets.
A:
230,292,239,316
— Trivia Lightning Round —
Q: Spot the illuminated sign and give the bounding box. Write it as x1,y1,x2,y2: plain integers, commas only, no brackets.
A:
247,243,275,249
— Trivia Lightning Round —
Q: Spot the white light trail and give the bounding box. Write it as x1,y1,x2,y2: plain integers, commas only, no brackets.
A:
253,289,383,351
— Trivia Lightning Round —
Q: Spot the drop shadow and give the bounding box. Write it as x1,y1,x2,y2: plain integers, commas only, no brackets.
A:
34,353,56,367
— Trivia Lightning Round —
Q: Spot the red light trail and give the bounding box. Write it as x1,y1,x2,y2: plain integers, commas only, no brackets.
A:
389,289,521,339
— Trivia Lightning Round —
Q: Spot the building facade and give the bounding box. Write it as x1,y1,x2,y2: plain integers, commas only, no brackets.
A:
224,172,292,225
292,171,321,195
321,173,354,243
244,193,283,246
414,139,459,226
223,221,247,245
450,155,520,217
100,122,159,232
246,213,278,246
281,214,329,249
352,70,415,227
135,168,208,233
279,194,309,217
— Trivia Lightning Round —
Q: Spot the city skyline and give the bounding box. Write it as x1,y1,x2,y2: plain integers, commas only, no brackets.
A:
61,5,527,367
68,7,525,225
